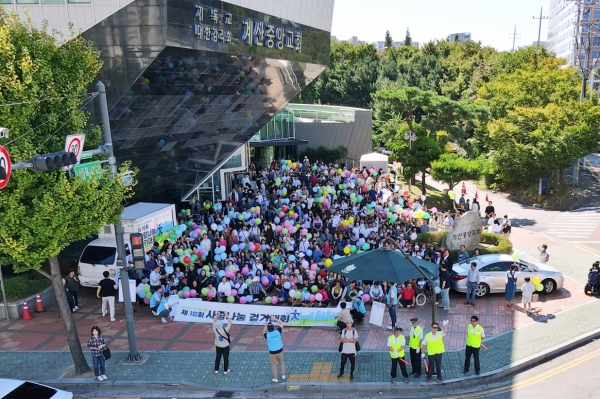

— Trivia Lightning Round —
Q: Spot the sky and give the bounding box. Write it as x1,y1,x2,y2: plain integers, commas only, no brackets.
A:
331,0,550,52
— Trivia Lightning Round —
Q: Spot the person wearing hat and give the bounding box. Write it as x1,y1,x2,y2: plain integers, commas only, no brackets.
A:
250,277,267,302
463,315,485,375
388,327,409,383
263,315,286,383
408,318,424,377
213,311,232,375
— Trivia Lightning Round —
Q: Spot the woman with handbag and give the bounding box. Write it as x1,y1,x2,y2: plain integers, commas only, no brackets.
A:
87,325,108,381
213,311,232,374
505,264,518,307
338,320,359,381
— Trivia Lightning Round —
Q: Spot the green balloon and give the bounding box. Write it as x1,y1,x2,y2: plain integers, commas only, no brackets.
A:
362,243,370,250
178,291,183,298
183,286,190,291
201,288,208,296
145,292,152,299
265,296,272,304
227,296,235,303
246,278,252,286
350,245,357,253
311,285,318,293
294,291,302,299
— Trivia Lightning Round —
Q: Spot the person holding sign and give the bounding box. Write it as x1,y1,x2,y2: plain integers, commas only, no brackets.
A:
213,311,232,375
463,315,485,375
387,327,409,383
421,320,449,384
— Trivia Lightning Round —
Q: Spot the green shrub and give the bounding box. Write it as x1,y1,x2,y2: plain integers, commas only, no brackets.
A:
416,230,513,260
4,272,51,302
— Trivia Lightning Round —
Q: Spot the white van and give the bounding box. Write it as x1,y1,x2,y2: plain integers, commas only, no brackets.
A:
77,202,177,287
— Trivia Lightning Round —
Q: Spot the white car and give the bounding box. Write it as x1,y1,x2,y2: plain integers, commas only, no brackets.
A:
450,254,564,297
0,379,73,399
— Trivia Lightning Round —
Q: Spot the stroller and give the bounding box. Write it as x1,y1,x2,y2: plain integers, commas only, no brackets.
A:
584,262,600,296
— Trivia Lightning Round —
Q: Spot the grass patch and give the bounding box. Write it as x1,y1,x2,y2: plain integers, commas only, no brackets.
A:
396,178,446,210
4,272,51,302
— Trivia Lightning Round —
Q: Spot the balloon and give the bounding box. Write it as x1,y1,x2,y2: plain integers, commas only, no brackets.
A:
519,252,527,260
224,288,232,297
188,289,196,297
165,266,174,274
532,277,541,285
225,296,234,303
265,296,272,304
231,244,239,252
294,291,302,299
261,277,269,286
289,289,296,298
311,285,318,293
362,243,370,250
201,288,209,296
350,245,357,253
448,191,456,200
325,259,333,267
183,290,190,298
344,247,351,255
246,278,252,286
207,291,215,298
310,263,317,271
535,283,544,291
143,284,151,292
270,296,279,305
239,296,247,304
246,294,254,303
434,286,442,294
143,298,150,304
138,291,146,299
283,282,291,289
242,266,249,275
423,212,430,220
431,207,438,214
211,223,218,231
225,270,234,278
421,195,426,202
183,255,191,264
362,294,371,303
183,286,190,291
315,293,323,302
308,294,315,302
231,289,238,297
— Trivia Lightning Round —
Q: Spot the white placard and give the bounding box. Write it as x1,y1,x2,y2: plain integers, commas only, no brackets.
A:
369,301,385,327
118,279,137,302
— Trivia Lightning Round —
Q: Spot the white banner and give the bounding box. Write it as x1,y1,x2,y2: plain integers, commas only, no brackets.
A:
118,279,137,303
369,301,385,327
173,298,341,327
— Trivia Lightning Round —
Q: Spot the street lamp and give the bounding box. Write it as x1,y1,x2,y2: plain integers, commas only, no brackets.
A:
404,130,417,192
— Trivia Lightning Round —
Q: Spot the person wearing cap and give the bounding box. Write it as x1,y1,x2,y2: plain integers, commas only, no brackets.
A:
263,315,286,383
421,319,449,384
408,318,424,378
213,311,232,375
250,277,267,302
388,327,409,383
463,315,485,375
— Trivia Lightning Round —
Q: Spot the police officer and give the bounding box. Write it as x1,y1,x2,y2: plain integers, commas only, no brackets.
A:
408,317,423,378
421,319,449,384
463,315,485,375
387,327,409,383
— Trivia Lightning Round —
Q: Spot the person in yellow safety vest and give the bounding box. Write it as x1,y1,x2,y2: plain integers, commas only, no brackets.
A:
408,317,424,378
387,327,409,383
463,315,485,375
421,319,449,384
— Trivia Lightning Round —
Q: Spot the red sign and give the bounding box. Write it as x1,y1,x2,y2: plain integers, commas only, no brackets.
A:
0,145,11,189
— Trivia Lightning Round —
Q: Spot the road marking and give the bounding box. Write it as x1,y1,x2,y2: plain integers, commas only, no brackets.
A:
573,243,600,255
437,346,600,399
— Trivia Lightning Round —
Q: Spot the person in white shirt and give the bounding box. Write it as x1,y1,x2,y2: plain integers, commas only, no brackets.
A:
443,212,454,230
217,277,231,302
234,277,247,296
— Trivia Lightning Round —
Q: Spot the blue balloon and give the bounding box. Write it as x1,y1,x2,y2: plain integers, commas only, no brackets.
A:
138,291,146,299
215,247,222,255
218,270,226,278
289,255,296,262
245,295,254,303
220,253,227,261
217,225,224,232
305,249,313,257
283,282,291,289
223,217,230,225
165,266,174,274
434,286,442,294
173,257,179,264
231,244,239,252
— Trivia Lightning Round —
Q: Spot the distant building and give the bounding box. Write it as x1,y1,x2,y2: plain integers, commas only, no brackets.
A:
373,41,420,52
447,32,472,44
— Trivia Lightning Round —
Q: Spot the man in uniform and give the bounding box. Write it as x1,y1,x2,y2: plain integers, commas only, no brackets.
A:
408,317,423,378
463,315,485,375
387,327,409,383
421,319,449,384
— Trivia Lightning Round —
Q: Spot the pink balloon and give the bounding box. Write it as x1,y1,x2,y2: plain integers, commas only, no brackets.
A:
278,211,285,217
254,208,261,215
230,289,238,297
261,277,269,286
361,294,371,302
242,267,249,275
292,213,299,219
225,270,234,278
402,210,409,217
284,220,291,227
239,296,247,304
198,249,206,256
270,296,278,305
301,229,308,236
207,291,215,298
310,263,317,271
315,293,323,302
189,289,197,297
308,294,315,302
275,225,283,232
323,198,329,205
248,243,256,251
431,207,438,213
143,298,150,304
183,290,190,298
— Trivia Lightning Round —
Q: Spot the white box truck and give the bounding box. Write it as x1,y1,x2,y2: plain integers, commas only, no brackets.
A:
77,202,177,287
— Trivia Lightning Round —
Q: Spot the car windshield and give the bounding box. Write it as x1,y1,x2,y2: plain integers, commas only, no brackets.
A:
3,381,57,399
519,261,537,272
80,246,116,265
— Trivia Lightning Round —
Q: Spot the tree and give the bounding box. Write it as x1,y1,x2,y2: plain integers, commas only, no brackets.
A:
385,30,393,50
0,11,135,374
430,153,481,193
404,28,412,46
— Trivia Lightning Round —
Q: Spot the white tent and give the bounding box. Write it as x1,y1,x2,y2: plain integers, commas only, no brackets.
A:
359,152,389,173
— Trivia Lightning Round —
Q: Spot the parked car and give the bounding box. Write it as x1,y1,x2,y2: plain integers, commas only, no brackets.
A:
0,379,72,399
450,254,564,297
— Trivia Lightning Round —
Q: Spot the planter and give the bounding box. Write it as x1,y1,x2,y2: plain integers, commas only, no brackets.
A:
0,286,55,319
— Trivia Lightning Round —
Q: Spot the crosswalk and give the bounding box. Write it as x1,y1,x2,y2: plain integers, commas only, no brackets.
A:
544,212,600,240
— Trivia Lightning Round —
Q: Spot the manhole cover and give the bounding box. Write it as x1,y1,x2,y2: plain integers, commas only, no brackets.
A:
215,391,234,398
356,355,373,364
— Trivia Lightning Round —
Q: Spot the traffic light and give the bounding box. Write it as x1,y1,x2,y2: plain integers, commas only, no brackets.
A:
32,151,77,172
130,233,146,270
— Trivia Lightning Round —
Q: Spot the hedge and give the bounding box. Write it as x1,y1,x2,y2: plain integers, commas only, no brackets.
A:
416,230,513,261
4,272,51,302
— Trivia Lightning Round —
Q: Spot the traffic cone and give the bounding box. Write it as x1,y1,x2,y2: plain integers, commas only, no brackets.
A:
35,293,45,313
461,182,467,194
485,194,489,202
21,300,34,320
475,190,479,199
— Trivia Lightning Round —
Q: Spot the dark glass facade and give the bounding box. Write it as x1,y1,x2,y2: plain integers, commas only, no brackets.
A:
83,0,330,203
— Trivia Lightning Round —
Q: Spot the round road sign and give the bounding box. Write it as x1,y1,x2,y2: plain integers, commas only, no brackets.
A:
66,136,82,159
0,145,11,189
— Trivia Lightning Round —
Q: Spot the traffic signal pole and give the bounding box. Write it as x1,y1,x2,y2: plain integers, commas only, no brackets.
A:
97,81,142,362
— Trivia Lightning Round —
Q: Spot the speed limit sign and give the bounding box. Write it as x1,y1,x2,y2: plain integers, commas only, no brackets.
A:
0,145,11,189
64,134,85,166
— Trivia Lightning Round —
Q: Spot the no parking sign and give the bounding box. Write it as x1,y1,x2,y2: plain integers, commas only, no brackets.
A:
64,134,85,169
0,145,11,189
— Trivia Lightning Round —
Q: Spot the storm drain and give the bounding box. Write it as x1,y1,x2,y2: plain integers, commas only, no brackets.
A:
214,391,235,398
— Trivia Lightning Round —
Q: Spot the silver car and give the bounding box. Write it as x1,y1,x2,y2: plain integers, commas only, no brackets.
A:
450,254,564,297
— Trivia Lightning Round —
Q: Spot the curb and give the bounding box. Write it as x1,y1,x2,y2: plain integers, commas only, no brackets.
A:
41,327,600,394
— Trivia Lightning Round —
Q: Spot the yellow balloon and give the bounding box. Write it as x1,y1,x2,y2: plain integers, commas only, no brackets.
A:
288,210,294,216
532,277,541,285
343,247,350,254
348,217,354,224
337,168,342,175
448,191,456,200
325,259,333,267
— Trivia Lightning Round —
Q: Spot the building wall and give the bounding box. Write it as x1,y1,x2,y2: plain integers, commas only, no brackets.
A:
295,108,372,162
547,0,578,63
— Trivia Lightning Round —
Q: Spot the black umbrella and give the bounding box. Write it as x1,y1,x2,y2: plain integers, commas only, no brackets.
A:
327,247,438,283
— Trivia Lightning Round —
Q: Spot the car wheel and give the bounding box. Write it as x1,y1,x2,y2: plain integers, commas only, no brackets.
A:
541,279,556,294
475,283,489,298
415,293,427,307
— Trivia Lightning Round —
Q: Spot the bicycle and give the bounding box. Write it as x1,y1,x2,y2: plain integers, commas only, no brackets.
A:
415,278,437,307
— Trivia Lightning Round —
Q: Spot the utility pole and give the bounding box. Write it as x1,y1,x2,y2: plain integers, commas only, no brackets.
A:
509,25,521,53
97,81,143,362
533,7,548,46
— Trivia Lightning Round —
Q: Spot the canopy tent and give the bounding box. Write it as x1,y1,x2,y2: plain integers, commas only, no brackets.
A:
327,248,439,283
359,152,389,173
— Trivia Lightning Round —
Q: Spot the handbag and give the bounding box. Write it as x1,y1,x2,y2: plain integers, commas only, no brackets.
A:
355,342,361,352
103,346,111,360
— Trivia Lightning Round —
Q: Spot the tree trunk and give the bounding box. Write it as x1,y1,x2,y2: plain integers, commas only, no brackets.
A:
421,171,427,195
42,256,92,375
